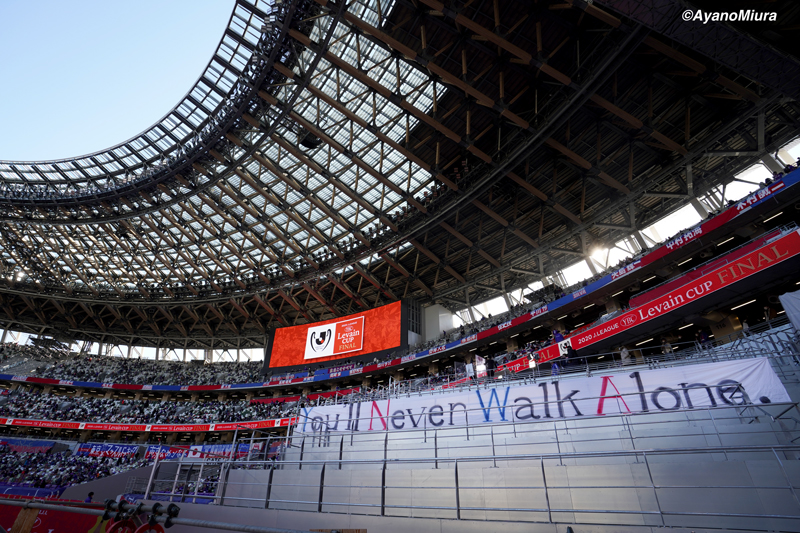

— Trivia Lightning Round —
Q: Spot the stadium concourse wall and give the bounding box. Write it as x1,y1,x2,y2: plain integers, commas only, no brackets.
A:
0,169,797,397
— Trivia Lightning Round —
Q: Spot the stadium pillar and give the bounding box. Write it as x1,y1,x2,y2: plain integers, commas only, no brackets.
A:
103,390,113,399
166,433,177,445
109,431,121,441
504,337,519,352
194,432,206,444
161,393,172,402
79,430,90,443
245,392,254,402
42,385,52,394
605,298,621,314
137,432,150,443
690,197,710,219
762,153,785,174
134,392,143,401
191,392,200,401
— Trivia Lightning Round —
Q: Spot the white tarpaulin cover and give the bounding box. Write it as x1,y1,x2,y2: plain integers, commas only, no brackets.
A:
298,359,789,433
779,289,800,332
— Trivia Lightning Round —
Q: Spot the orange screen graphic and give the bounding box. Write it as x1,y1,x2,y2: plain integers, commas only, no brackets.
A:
268,301,402,368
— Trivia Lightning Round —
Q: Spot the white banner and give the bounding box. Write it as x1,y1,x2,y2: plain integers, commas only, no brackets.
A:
779,289,800,332
297,359,789,433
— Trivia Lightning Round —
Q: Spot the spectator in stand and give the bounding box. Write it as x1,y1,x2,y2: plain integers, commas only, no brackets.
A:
661,339,673,359
486,357,496,378
620,346,631,366
697,330,710,351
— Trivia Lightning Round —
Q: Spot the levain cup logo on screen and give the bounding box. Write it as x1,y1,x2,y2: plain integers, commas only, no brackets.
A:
309,328,332,354
304,316,365,360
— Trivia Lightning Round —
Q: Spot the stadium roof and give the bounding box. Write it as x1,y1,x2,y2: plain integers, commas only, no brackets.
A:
0,0,798,349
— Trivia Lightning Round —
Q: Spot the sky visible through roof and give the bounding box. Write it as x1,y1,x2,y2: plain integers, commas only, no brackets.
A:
0,0,234,161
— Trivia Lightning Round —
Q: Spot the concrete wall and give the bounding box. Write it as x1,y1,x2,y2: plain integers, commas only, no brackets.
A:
424,305,453,342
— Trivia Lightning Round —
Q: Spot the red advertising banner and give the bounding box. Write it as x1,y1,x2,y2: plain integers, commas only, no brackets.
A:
0,501,107,533
269,301,402,368
0,417,289,433
502,230,800,372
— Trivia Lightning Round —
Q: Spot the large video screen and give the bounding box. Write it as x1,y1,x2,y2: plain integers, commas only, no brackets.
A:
267,301,403,368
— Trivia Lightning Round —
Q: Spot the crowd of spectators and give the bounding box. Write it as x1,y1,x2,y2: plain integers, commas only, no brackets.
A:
0,444,147,489
0,390,295,425
0,342,68,361
39,358,263,386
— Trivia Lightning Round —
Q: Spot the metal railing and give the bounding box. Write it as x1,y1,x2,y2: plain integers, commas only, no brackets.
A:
141,390,800,527
146,443,800,528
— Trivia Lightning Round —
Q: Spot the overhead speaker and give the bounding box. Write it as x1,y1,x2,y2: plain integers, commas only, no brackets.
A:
769,295,780,305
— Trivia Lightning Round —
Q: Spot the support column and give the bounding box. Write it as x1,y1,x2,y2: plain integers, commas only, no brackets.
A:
584,257,598,276
466,291,476,323
690,197,710,219
500,274,512,311
762,154,785,174
632,231,648,251
605,298,621,314
504,337,519,352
